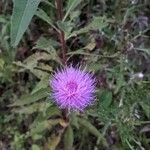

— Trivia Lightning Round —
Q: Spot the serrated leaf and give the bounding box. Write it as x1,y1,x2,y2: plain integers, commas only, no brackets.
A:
64,126,74,150
14,52,53,78
33,40,62,64
11,0,41,46
68,16,108,39
33,37,59,51
9,88,49,106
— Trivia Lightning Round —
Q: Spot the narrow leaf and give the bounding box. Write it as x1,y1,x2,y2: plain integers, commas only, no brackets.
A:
36,8,59,32
9,88,49,106
78,118,108,146
63,0,82,21
64,126,74,150
11,0,41,46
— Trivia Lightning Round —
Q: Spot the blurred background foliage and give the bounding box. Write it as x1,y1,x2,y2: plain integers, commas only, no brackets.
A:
0,0,150,149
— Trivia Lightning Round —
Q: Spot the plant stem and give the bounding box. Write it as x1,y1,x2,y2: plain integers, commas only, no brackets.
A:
55,0,67,65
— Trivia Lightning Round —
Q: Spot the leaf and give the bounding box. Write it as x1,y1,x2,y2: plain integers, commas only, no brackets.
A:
0,58,4,70
30,119,61,135
11,0,41,46
70,10,81,21
46,106,61,119
31,106,61,129
0,15,7,23
33,37,59,51
78,118,107,146
68,16,108,39
31,144,41,150
90,16,108,29
78,118,103,138
31,75,49,94
57,21,73,38
12,101,52,114
87,62,103,72
64,126,74,150
98,90,112,108
14,52,54,78
67,49,97,56
77,16,108,34
9,88,49,106
70,112,79,129
140,102,150,118
41,0,55,8
36,8,58,31
63,0,83,21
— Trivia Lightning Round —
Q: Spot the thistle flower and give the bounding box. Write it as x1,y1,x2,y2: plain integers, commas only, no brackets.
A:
49,66,95,111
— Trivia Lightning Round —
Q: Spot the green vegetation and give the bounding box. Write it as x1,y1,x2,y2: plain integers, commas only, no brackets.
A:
0,0,150,149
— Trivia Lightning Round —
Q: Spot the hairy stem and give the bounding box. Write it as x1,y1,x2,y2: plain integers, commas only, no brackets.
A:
55,0,67,65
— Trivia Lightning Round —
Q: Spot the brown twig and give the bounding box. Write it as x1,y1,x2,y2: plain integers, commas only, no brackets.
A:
55,0,67,65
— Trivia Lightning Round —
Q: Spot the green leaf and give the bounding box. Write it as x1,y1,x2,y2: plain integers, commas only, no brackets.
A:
31,106,60,128
31,75,49,94
33,37,59,51
0,58,4,70
33,38,61,64
67,49,97,56
140,102,150,118
78,118,107,146
78,118,102,138
68,16,108,39
14,52,53,78
64,126,74,150
41,0,55,8
98,90,112,108
12,101,52,114
31,144,41,150
9,88,49,106
11,0,41,46
63,0,83,21
36,8,58,32
57,21,73,39
70,112,79,129
30,119,61,135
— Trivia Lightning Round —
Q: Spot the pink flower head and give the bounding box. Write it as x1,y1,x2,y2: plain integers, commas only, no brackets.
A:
50,66,95,111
